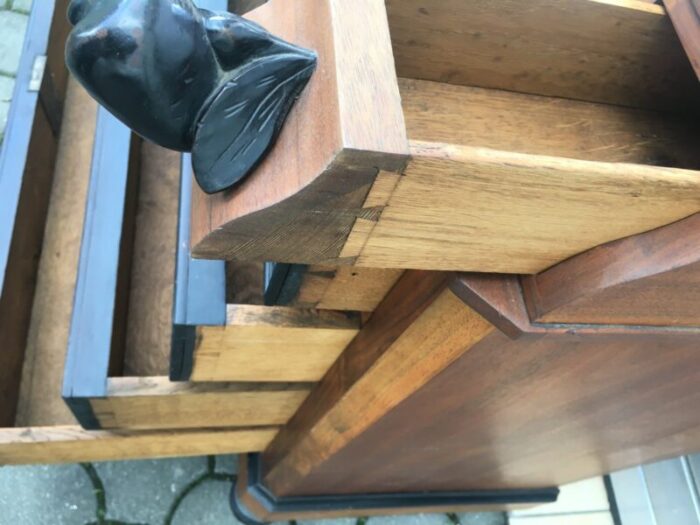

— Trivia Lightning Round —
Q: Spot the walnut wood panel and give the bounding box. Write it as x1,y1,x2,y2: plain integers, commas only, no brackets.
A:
522,213,700,326
123,143,180,376
0,426,277,466
191,0,408,262
664,0,700,80
355,142,700,273
193,305,361,382
400,78,700,168
15,80,96,428
89,378,312,430
262,271,495,495
261,273,700,497
387,0,700,112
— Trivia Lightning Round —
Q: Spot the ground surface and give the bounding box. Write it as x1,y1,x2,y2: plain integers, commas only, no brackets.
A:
0,0,31,141
0,456,507,525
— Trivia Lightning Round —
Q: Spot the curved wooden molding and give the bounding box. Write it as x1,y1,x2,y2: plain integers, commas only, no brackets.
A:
522,213,700,326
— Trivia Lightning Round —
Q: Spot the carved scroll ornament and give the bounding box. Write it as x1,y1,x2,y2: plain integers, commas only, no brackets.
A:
66,0,317,193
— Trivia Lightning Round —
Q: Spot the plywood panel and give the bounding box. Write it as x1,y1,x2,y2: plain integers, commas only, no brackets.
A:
194,305,360,382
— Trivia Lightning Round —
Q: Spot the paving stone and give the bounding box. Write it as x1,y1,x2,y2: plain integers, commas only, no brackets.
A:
170,475,237,525
0,75,15,137
456,512,508,525
0,463,95,525
95,455,236,524
0,10,29,75
11,0,32,14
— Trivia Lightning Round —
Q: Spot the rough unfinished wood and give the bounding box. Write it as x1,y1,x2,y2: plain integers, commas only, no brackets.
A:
191,0,408,262
261,271,494,495
0,426,277,466
387,0,700,112
522,213,700,326
90,378,312,430
400,78,700,168
355,142,700,273
194,305,360,382
15,80,96,428
123,143,180,376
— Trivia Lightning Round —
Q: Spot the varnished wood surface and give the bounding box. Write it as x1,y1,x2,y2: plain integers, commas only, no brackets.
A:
191,0,407,263
400,78,700,168
664,0,700,80
262,271,494,495
90,378,312,430
355,142,700,272
522,213,700,326
193,305,360,382
0,426,277,465
15,80,96,428
387,0,700,112
268,273,700,497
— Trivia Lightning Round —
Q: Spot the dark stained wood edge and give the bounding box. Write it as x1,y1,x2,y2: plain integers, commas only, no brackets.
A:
664,0,700,80
62,108,132,417
231,454,559,525
228,0,269,14
452,271,700,335
170,152,226,382
520,213,700,323
0,0,63,427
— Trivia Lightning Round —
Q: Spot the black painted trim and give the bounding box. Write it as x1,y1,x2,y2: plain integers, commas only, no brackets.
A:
0,0,56,299
62,108,132,423
231,454,560,524
169,153,226,381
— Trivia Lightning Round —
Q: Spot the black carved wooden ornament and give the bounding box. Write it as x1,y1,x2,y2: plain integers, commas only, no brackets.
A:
66,0,317,193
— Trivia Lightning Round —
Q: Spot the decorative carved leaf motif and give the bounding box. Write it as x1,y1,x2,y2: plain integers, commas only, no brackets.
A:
192,52,316,194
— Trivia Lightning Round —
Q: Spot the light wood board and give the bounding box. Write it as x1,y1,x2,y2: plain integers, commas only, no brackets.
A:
355,142,700,273
194,305,360,382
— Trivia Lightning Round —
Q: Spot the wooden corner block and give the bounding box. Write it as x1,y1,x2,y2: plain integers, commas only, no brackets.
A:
191,0,409,264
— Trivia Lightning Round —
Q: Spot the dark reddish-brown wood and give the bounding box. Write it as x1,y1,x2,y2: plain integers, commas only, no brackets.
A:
521,213,700,326
664,0,700,80
256,273,700,499
262,270,495,495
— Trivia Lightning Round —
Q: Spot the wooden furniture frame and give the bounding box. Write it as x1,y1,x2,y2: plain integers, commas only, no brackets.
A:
191,0,700,274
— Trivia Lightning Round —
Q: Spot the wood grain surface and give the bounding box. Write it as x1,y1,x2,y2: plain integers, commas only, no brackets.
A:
522,213,700,326
90,378,312,430
14,80,96,428
123,143,180,376
193,305,360,382
664,0,700,80
264,272,700,497
262,271,494,495
191,0,408,262
0,426,277,465
400,78,700,168
387,0,700,111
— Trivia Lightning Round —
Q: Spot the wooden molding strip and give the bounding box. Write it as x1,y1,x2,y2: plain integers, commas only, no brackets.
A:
260,271,495,496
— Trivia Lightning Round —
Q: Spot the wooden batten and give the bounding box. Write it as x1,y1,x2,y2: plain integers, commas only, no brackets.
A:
387,0,700,112
90,378,311,430
193,305,361,382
